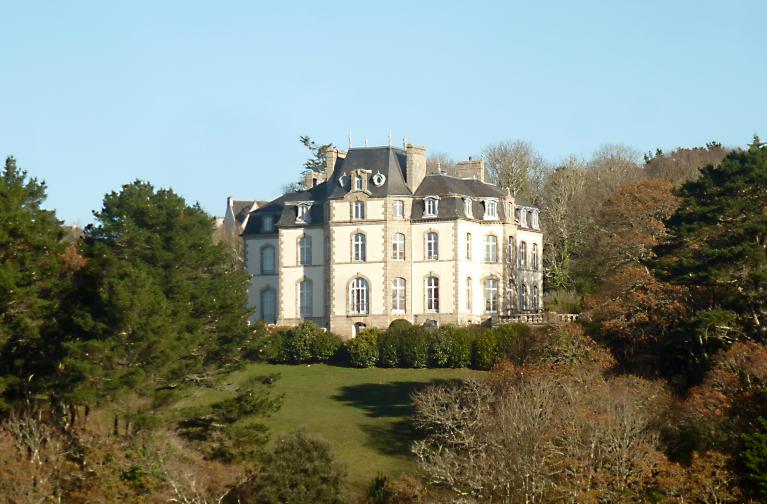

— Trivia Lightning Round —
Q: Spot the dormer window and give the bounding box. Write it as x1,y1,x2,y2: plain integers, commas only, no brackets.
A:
296,203,311,224
261,215,274,232
424,197,439,217
518,207,527,227
354,175,363,191
483,199,498,220
464,197,473,218
532,210,540,230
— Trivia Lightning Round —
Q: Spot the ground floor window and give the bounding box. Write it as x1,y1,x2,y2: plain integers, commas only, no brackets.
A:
299,279,312,318
426,276,439,312
392,278,406,313
261,288,276,324
350,277,369,314
485,278,498,313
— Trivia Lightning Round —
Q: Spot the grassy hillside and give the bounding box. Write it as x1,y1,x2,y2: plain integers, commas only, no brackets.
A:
177,363,484,493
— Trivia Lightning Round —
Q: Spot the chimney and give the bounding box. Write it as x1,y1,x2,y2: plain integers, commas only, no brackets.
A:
406,144,427,192
324,146,338,179
455,159,486,182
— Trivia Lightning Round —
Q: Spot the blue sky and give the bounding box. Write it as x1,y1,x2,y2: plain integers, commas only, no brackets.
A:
1,1,765,225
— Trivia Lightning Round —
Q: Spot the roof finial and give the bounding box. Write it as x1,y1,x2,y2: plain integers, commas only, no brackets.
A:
403,132,407,148
348,131,352,149
364,136,368,147
388,129,392,147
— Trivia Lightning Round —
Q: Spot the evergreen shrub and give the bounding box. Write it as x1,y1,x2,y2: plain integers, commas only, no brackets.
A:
345,328,380,368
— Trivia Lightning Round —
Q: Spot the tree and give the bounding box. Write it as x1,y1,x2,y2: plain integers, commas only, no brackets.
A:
539,158,588,290
644,142,728,186
483,140,548,204
426,152,455,175
59,180,252,404
654,139,767,365
234,430,346,504
0,156,66,407
299,135,334,174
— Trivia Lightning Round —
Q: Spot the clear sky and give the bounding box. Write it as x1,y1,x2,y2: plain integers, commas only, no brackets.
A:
2,1,765,225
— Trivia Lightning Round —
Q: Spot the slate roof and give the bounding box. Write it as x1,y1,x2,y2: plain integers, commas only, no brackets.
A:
232,200,256,224
326,147,411,198
241,147,534,235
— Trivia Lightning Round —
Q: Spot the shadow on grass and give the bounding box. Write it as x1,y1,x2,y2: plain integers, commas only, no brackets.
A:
332,379,462,457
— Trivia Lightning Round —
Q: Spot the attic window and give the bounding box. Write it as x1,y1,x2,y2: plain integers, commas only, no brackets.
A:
464,197,473,218
424,197,439,217
296,203,311,224
483,199,498,220
354,175,363,191
261,215,274,232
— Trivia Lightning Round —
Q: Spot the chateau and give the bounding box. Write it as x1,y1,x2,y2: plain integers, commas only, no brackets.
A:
241,144,543,338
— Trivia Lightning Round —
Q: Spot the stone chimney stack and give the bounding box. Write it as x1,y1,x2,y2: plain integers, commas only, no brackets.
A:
455,159,486,182
324,146,338,180
406,144,427,193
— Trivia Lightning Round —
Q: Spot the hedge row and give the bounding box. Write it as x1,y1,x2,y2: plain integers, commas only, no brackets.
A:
265,320,534,370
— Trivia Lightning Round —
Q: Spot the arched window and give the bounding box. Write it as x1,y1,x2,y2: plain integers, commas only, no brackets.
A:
426,276,440,312
299,235,312,265
519,241,527,268
527,210,534,228
466,277,472,312
519,284,528,311
466,233,472,260
485,278,499,313
353,233,366,261
261,288,276,324
484,235,498,262
392,233,405,260
483,200,498,220
261,245,275,274
349,277,369,314
299,279,313,318
507,236,515,265
464,197,473,218
532,243,539,270
425,232,439,260
392,278,406,313
532,285,539,312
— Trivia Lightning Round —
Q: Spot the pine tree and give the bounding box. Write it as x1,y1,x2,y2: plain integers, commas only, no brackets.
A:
0,157,65,407
60,180,252,403
654,139,767,368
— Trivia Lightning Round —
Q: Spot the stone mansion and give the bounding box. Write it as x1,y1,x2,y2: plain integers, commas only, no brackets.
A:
241,144,543,338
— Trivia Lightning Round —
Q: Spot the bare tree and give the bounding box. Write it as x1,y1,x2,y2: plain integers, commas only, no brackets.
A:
483,140,549,204
426,152,456,175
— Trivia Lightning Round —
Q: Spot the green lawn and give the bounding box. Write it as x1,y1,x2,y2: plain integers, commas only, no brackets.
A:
205,363,484,493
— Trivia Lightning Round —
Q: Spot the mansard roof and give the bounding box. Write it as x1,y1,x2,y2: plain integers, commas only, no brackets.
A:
414,173,506,199
326,146,411,198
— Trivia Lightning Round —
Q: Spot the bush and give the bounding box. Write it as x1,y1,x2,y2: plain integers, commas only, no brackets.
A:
233,430,346,504
346,329,380,368
377,331,400,368
399,326,429,368
472,330,498,370
311,330,342,362
493,323,535,364
428,325,474,368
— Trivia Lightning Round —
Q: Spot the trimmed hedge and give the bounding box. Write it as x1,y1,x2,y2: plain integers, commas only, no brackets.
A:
265,320,541,370
266,321,343,364
345,328,380,368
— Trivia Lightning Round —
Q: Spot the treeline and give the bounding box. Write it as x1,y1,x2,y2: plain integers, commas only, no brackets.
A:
409,137,767,503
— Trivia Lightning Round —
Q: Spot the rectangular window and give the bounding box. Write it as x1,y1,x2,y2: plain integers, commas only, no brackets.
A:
300,280,312,317
393,200,404,219
353,233,366,262
355,175,363,191
426,232,439,260
353,201,365,220
484,235,498,262
392,278,406,313
466,233,472,260
261,246,275,274
426,277,439,312
299,236,312,265
261,216,274,232
424,197,438,217
464,197,473,218
392,233,405,260
296,204,311,223
485,278,498,313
